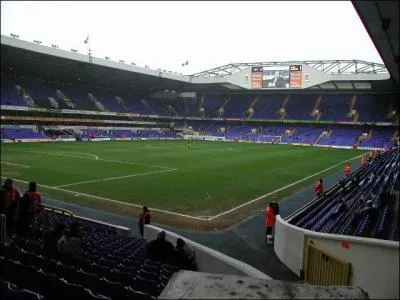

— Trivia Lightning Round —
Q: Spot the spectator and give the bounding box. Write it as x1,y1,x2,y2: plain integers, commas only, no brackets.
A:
57,222,83,258
148,230,174,263
314,178,323,197
174,238,197,271
265,202,276,243
44,223,66,257
345,163,351,177
138,206,151,238
16,182,42,238
361,155,366,167
0,178,21,237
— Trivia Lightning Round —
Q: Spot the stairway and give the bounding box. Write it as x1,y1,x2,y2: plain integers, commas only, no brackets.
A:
246,95,260,120
311,95,323,120
116,96,129,112
199,96,205,118
161,100,179,116
349,94,357,111
353,112,359,122
216,96,231,117
367,129,373,140
184,99,189,114
313,131,326,145
249,95,260,109
279,95,290,120
392,131,399,141
221,96,231,109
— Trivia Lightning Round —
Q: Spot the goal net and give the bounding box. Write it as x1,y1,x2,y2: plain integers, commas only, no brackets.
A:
255,135,282,144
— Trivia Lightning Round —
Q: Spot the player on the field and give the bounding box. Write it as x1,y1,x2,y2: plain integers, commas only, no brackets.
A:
187,140,191,149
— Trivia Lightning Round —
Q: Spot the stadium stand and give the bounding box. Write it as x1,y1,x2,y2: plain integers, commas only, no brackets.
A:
0,208,181,299
288,148,399,241
1,75,396,124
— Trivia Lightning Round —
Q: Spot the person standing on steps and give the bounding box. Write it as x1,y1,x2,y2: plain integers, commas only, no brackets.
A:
314,178,323,198
265,202,276,243
138,206,150,238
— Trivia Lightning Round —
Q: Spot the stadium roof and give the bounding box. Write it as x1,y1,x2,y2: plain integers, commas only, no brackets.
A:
0,32,394,94
352,0,399,84
191,60,388,79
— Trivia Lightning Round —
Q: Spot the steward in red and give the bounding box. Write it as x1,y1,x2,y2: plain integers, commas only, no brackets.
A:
345,164,351,176
17,181,42,238
138,206,151,238
0,178,21,237
361,155,366,167
265,202,276,242
315,178,323,197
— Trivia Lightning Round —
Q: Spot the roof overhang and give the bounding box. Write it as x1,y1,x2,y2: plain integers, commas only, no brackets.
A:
352,0,399,84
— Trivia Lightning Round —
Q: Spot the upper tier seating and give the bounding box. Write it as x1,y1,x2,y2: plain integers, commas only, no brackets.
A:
2,76,396,123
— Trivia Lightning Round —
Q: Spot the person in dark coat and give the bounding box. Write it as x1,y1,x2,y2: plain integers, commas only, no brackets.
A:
148,230,174,263
0,178,21,237
174,238,197,271
138,206,150,238
16,182,42,238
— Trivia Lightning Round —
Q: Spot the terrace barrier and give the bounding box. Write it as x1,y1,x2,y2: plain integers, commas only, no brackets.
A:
144,224,270,279
274,215,399,299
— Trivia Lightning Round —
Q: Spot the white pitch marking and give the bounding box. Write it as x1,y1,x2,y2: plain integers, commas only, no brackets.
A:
144,146,234,152
1,176,208,221
55,168,178,188
1,162,31,168
15,150,175,170
207,152,365,221
57,151,99,160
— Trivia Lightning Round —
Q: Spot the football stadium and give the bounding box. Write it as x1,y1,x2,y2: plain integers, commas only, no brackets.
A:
0,1,399,299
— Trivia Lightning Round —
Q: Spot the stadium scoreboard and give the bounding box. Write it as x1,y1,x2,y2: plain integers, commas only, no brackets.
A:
251,65,303,89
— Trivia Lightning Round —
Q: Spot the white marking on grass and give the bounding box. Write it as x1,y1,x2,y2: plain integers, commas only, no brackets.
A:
144,146,234,153
15,150,175,170
57,151,99,160
1,162,31,168
207,152,365,221
1,176,208,221
55,168,178,188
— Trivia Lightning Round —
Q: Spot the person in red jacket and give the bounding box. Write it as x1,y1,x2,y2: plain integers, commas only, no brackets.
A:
17,181,42,238
265,202,276,243
345,163,351,176
361,155,366,167
0,178,21,237
315,178,323,197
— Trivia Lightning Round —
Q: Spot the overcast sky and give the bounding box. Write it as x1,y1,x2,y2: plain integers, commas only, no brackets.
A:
1,1,383,74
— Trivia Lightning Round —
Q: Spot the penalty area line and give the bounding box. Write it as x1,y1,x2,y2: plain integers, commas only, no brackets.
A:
0,176,207,221
14,150,175,170
55,168,179,188
207,152,365,221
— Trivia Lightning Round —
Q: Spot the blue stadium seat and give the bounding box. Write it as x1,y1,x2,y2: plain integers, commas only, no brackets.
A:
134,276,160,297
75,269,102,294
99,278,128,299
107,269,135,287
3,282,43,300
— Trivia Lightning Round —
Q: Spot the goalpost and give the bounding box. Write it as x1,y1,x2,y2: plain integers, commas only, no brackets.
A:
256,135,282,144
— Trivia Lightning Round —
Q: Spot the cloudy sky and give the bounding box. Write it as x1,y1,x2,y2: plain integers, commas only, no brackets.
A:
1,1,382,74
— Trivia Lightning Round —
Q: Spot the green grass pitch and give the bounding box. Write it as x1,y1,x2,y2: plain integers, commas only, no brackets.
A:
1,140,366,217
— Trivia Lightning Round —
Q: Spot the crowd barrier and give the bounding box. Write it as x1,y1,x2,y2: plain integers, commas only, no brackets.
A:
144,224,270,279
